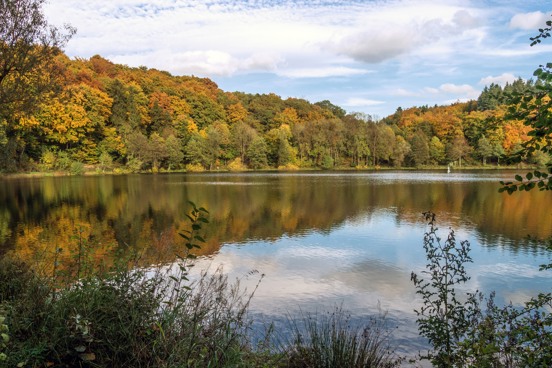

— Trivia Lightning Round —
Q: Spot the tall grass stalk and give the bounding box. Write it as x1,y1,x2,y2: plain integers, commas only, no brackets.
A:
282,307,401,368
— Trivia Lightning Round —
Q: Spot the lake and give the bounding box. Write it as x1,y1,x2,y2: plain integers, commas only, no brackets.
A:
1,171,551,355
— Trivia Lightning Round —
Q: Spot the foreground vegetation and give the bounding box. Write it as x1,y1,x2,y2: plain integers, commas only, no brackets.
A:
0,203,400,368
1,205,550,368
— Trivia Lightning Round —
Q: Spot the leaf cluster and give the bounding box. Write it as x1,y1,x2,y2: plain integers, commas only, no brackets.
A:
499,169,552,194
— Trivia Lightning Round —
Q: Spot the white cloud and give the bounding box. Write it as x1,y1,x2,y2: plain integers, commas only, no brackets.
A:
423,87,440,94
479,73,518,86
277,66,370,78
343,98,385,107
329,5,484,64
332,29,416,63
509,11,549,30
439,83,478,97
114,50,282,76
393,88,419,97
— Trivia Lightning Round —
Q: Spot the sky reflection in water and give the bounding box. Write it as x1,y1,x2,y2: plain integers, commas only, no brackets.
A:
187,199,552,355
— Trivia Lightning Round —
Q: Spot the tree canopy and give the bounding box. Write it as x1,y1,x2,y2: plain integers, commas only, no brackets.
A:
0,0,75,170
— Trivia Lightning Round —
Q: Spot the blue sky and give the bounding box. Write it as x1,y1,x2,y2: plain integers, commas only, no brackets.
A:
44,0,552,117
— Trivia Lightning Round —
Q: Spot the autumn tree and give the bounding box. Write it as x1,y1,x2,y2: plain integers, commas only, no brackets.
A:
390,135,411,167
0,0,75,170
446,134,472,166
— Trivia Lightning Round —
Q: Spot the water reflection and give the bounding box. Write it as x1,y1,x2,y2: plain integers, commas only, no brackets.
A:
1,171,551,264
2,171,551,357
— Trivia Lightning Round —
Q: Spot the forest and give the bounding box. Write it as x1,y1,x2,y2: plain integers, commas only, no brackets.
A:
0,52,548,174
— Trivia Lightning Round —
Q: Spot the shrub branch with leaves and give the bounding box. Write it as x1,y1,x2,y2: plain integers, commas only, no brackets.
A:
413,212,552,367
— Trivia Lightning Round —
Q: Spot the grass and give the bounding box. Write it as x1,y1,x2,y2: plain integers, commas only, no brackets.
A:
282,308,401,368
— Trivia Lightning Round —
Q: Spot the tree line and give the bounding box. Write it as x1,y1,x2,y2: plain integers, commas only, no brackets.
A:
1,0,549,173
0,52,548,173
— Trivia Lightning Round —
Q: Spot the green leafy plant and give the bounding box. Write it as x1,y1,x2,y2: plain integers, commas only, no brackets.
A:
411,212,480,367
412,213,552,367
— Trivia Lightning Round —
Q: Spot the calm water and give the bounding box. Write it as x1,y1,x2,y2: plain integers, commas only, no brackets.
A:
1,171,551,354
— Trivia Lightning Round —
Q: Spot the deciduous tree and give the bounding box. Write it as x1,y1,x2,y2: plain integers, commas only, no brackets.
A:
0,0,75,170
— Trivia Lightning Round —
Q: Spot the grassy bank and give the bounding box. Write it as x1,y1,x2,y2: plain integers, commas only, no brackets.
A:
0,255,400,368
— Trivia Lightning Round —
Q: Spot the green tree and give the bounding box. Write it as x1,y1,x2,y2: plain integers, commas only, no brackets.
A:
315,99,346,118
409,131,430,166
231,121,257,162
428,136,446,165
390,135,410,167
204,121,231,169
184,133,209,169
165,134,184,170
245,136,268,169
375,124,395,165
476,135,494,165
344,115,370,167
144,132,167,171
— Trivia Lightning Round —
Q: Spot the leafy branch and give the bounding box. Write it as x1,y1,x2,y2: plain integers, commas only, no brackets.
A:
499,169,552,194
530,18,552,46
175,201,209,285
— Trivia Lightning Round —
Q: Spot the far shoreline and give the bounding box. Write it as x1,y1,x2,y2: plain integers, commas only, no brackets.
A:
0,164,533,180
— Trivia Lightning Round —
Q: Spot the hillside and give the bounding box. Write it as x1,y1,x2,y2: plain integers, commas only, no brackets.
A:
0,54,546,173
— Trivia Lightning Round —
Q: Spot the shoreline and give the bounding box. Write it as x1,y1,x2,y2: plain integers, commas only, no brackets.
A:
0,164,533,179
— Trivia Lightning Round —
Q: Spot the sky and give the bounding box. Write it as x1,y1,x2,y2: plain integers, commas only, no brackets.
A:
43,0,552,118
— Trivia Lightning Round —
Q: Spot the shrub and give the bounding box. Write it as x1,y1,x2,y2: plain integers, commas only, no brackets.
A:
70,161,84,175
40,150,57,170
185,163,205,172
283,308,400,368
55,151,73,171
98,151,113,172
228,158,248,171
412,212,552,367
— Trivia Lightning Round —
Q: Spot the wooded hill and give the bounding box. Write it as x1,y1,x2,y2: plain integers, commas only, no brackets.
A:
1,53,547,173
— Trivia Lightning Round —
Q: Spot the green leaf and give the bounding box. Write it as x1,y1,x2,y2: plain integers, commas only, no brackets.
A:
526,172,533,181
515,175,523,182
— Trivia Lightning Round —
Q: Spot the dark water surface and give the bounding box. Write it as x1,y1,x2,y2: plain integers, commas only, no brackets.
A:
1,171,551,354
